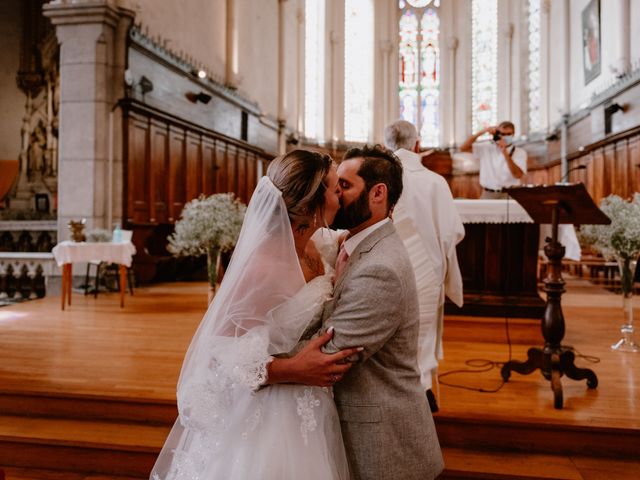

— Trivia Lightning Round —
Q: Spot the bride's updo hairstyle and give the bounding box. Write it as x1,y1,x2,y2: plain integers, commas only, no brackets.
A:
267,149,333,230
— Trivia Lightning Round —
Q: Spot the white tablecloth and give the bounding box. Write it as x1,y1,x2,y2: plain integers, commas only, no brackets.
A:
453,199,581,261
454,199,533,223
52,241,137,267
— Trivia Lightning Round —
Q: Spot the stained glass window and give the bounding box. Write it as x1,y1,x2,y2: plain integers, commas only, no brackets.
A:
527,0,541,133
398,1,440,147
402,0,440,7
304,0,325,140
471,0,497,134
344,0,374,142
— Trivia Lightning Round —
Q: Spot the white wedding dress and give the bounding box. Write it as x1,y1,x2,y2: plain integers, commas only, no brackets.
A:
151,177,349,480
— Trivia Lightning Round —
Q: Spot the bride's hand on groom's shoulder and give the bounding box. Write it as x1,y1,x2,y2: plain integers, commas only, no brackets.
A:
266,328,362,387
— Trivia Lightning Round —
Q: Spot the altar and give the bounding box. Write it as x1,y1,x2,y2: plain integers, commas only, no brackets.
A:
445,199,580,318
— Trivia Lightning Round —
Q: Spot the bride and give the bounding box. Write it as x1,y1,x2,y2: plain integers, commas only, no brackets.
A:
151,150,354,479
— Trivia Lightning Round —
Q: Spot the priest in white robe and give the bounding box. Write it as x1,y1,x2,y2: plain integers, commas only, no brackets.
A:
384,120,465,410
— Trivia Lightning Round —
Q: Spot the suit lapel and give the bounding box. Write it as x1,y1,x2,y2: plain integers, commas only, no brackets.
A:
332,221,396,294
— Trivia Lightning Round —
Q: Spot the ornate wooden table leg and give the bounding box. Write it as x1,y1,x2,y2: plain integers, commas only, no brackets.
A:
560,349,598,388
501,347,543,381
119,265,126,308
61,263,68,310
67,264,72,306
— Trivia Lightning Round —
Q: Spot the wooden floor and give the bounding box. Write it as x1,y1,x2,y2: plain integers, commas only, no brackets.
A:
439,277,640,431
1,277,639,478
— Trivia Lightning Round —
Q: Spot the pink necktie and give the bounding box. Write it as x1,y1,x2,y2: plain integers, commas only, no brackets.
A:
334,243,349,280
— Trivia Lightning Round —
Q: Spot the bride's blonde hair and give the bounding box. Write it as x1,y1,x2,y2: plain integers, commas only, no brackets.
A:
267,149,333,230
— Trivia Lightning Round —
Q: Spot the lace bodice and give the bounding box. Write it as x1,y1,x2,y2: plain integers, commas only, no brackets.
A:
152,179,350,479
177,229,340,426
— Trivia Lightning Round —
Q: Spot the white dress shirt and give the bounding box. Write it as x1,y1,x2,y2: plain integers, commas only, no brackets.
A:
474,141,527,190
342,218,390,256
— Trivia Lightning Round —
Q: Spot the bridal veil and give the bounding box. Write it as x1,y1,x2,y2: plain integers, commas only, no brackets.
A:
151,176,316,479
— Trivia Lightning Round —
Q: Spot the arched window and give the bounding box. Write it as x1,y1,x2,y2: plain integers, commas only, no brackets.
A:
471,0,497,133
398,0,440,147
527,0,542,133
344,0,374,142
304,0,325,141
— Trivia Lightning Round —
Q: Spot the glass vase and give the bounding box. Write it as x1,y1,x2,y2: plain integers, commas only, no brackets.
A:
611,256,639,352
207,247,221,305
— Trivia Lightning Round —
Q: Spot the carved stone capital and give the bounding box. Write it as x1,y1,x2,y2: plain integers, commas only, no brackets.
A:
43,0,134,28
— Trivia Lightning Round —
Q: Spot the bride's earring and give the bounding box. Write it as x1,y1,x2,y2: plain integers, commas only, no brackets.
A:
313,212,318,227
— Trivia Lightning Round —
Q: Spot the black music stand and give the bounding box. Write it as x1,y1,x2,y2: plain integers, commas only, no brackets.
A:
501,183,611,409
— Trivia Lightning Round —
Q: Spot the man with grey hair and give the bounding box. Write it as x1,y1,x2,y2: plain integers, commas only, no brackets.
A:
384,120,465,412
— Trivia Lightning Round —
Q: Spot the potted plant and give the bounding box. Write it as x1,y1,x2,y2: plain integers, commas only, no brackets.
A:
168,193,246,303
579,193,640,352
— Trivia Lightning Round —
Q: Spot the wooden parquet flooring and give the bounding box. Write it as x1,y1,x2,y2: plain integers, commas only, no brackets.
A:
0,283,207,401
438,277,640,431
0,277,639,477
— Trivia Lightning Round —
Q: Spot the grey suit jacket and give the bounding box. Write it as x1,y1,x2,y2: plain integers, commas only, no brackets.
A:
322,221,444,480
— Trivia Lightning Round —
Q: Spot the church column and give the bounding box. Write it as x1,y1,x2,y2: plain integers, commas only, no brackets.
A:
225,0,238,87
616,0,631,75
277,0,288,155
296,4,304,135
372,0,394,143
539,0,551,133
43,0,134,241
445,36,458,147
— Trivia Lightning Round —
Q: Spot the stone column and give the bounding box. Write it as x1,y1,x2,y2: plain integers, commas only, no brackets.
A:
43,0,134,242
277,0,288,155
225,0,238,88
445,36,459,148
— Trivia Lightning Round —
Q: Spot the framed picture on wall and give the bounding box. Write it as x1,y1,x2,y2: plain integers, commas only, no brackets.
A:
582,0,601,85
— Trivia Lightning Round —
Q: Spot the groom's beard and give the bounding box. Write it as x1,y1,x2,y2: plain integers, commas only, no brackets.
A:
331,189,372,230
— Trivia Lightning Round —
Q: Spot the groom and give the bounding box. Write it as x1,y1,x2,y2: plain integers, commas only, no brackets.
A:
268,145,444,480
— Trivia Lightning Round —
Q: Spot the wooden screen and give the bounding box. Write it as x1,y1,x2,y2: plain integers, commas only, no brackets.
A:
123,100,272,225
121,99,272,283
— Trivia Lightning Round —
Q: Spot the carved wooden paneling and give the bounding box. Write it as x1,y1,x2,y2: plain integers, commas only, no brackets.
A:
451,174,481,199
168,125,186,222
216,142,229,194
237,149,248,203
447,123,640,202
122,100,273,283
614,140,629,199
149,119,168,224
123,100,271,222
202,138,217,196
185,131,202,202
630,137,640,194
127,115,150,223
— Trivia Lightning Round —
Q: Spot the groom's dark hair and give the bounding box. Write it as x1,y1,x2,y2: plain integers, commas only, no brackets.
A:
342,144,403,213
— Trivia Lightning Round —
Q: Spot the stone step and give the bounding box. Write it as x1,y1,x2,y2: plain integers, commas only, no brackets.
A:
1,466,145,480
441,446,640,480
435,413,640,459
0,390,176,426
0,415,168,477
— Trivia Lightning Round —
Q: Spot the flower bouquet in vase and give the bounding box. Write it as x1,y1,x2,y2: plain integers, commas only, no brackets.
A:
168,193,246,303
579,194,640,352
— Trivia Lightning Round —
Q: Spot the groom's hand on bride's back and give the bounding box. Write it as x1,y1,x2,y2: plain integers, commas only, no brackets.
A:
265,328,363,387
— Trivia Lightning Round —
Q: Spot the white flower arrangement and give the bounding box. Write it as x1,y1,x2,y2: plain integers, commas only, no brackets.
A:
579,194,640,261
167,193,246,258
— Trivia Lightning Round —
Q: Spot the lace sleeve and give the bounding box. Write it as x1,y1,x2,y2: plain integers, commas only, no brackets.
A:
267,272,333,355
177,327,272,431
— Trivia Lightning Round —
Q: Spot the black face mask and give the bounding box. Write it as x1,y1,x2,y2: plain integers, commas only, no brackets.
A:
331,188,372,230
